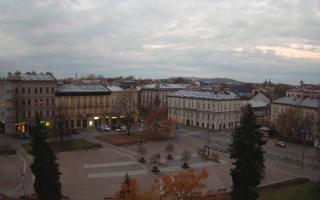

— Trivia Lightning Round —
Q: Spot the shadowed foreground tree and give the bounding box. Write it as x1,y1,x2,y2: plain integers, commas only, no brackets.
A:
30,116,62,200
230,105,266,200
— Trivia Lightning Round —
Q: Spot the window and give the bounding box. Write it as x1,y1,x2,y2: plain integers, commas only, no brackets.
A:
22,87,25,94
22,100,25,106
28,87,31,94
46,87,49,93
35,111,38,116
46,110,49,117
52,99,54,105
40,87,42,94
22,111,25,118
15,88,18,95
39,99,42,105
27,99,31,106
40,110,43,116
35,99,37,105
28,111,31,118
52,110,54,116
51,87,55,93
35,87,37,94
46,99,49,105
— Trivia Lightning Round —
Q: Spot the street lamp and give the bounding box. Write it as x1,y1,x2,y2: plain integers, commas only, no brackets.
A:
301,129,307,169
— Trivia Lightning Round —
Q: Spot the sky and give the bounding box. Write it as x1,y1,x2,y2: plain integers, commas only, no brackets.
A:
0,0,320,84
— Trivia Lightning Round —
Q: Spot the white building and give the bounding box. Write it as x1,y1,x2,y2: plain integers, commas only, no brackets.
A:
0,79,14,134
168,90,245,130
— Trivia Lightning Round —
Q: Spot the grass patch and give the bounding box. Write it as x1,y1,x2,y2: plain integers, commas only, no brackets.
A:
259,181,320,200
0,145,16,155
22,139,102,153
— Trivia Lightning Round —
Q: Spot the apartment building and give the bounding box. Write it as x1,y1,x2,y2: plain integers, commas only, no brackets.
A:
168,90,245,131
7,71,57,135
140,83,186,112
0,79,14,134
55,83,111,129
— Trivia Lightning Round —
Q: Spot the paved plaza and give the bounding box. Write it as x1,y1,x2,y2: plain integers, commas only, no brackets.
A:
1,126,319,200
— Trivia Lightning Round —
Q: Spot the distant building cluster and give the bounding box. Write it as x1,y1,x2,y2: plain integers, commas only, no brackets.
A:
0,71,319,139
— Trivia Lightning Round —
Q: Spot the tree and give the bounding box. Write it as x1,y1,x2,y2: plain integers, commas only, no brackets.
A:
137,143,146,163
276,108,314,141
181,150,191,169
150,153,160,173
165,142,174,160
118,91,137,136
148,168,209,199
230,105,266,200
144,108,168,132
30,116,62,200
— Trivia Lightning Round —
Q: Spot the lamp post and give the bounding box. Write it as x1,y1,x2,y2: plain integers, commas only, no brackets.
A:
301,130,307,169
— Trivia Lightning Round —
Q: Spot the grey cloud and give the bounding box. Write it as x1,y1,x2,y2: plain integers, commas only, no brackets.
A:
0,0,319,84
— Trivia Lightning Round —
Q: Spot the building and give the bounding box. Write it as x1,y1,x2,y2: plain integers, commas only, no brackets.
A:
0,79,14,134
107,86,139,124
168,90,245,131
140,83,186,112
286,81,320,98
7,71,57,135
249,93,271,125
55,83,111,129
271,96,320,134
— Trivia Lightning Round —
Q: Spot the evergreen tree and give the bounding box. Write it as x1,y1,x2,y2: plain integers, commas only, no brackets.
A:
230,105,266,200
30,116,62,200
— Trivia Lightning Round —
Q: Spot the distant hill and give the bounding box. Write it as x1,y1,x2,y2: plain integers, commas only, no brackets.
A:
169,77,242,85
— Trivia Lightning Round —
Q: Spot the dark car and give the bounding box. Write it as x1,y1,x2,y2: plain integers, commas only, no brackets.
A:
71,129,80,135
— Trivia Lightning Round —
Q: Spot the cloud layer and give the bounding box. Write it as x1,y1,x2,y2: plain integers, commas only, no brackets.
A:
0,0,319,84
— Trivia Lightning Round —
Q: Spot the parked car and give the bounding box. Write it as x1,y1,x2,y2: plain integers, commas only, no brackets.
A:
275,140,286,148
71,129,80,135
97,125,111,132
116,125,127,132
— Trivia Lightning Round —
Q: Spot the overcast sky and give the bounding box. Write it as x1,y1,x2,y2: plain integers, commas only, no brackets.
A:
0,0,319,84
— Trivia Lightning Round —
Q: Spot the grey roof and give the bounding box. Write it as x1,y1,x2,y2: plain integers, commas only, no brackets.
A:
56,84,110,95
107,86,124,92
249,99,268,108
20,74,56,81
142,83,186,90
272,96,320,109
169,90,240,100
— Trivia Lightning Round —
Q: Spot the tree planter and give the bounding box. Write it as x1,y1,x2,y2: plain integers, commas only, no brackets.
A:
151,166,160,173
182,162,190,169
166,154,173,160
139,157,146,163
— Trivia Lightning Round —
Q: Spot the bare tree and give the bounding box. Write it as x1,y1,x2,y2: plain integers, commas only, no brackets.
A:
276,108,315,141
181,150,191,169
118,91,137,136
137,143,147,163
150,153,160,173
165,142,174,160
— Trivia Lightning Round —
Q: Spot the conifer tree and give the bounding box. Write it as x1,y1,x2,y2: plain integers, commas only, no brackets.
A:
30,116,62,200
230,105,266,200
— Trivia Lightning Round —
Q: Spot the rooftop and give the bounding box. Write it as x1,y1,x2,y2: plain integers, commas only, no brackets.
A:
249,99,269,108
142,83,186,90
107,86,125,92
56,84,111,96
8,72,56,81
272,96,320,109
169,90,240,100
